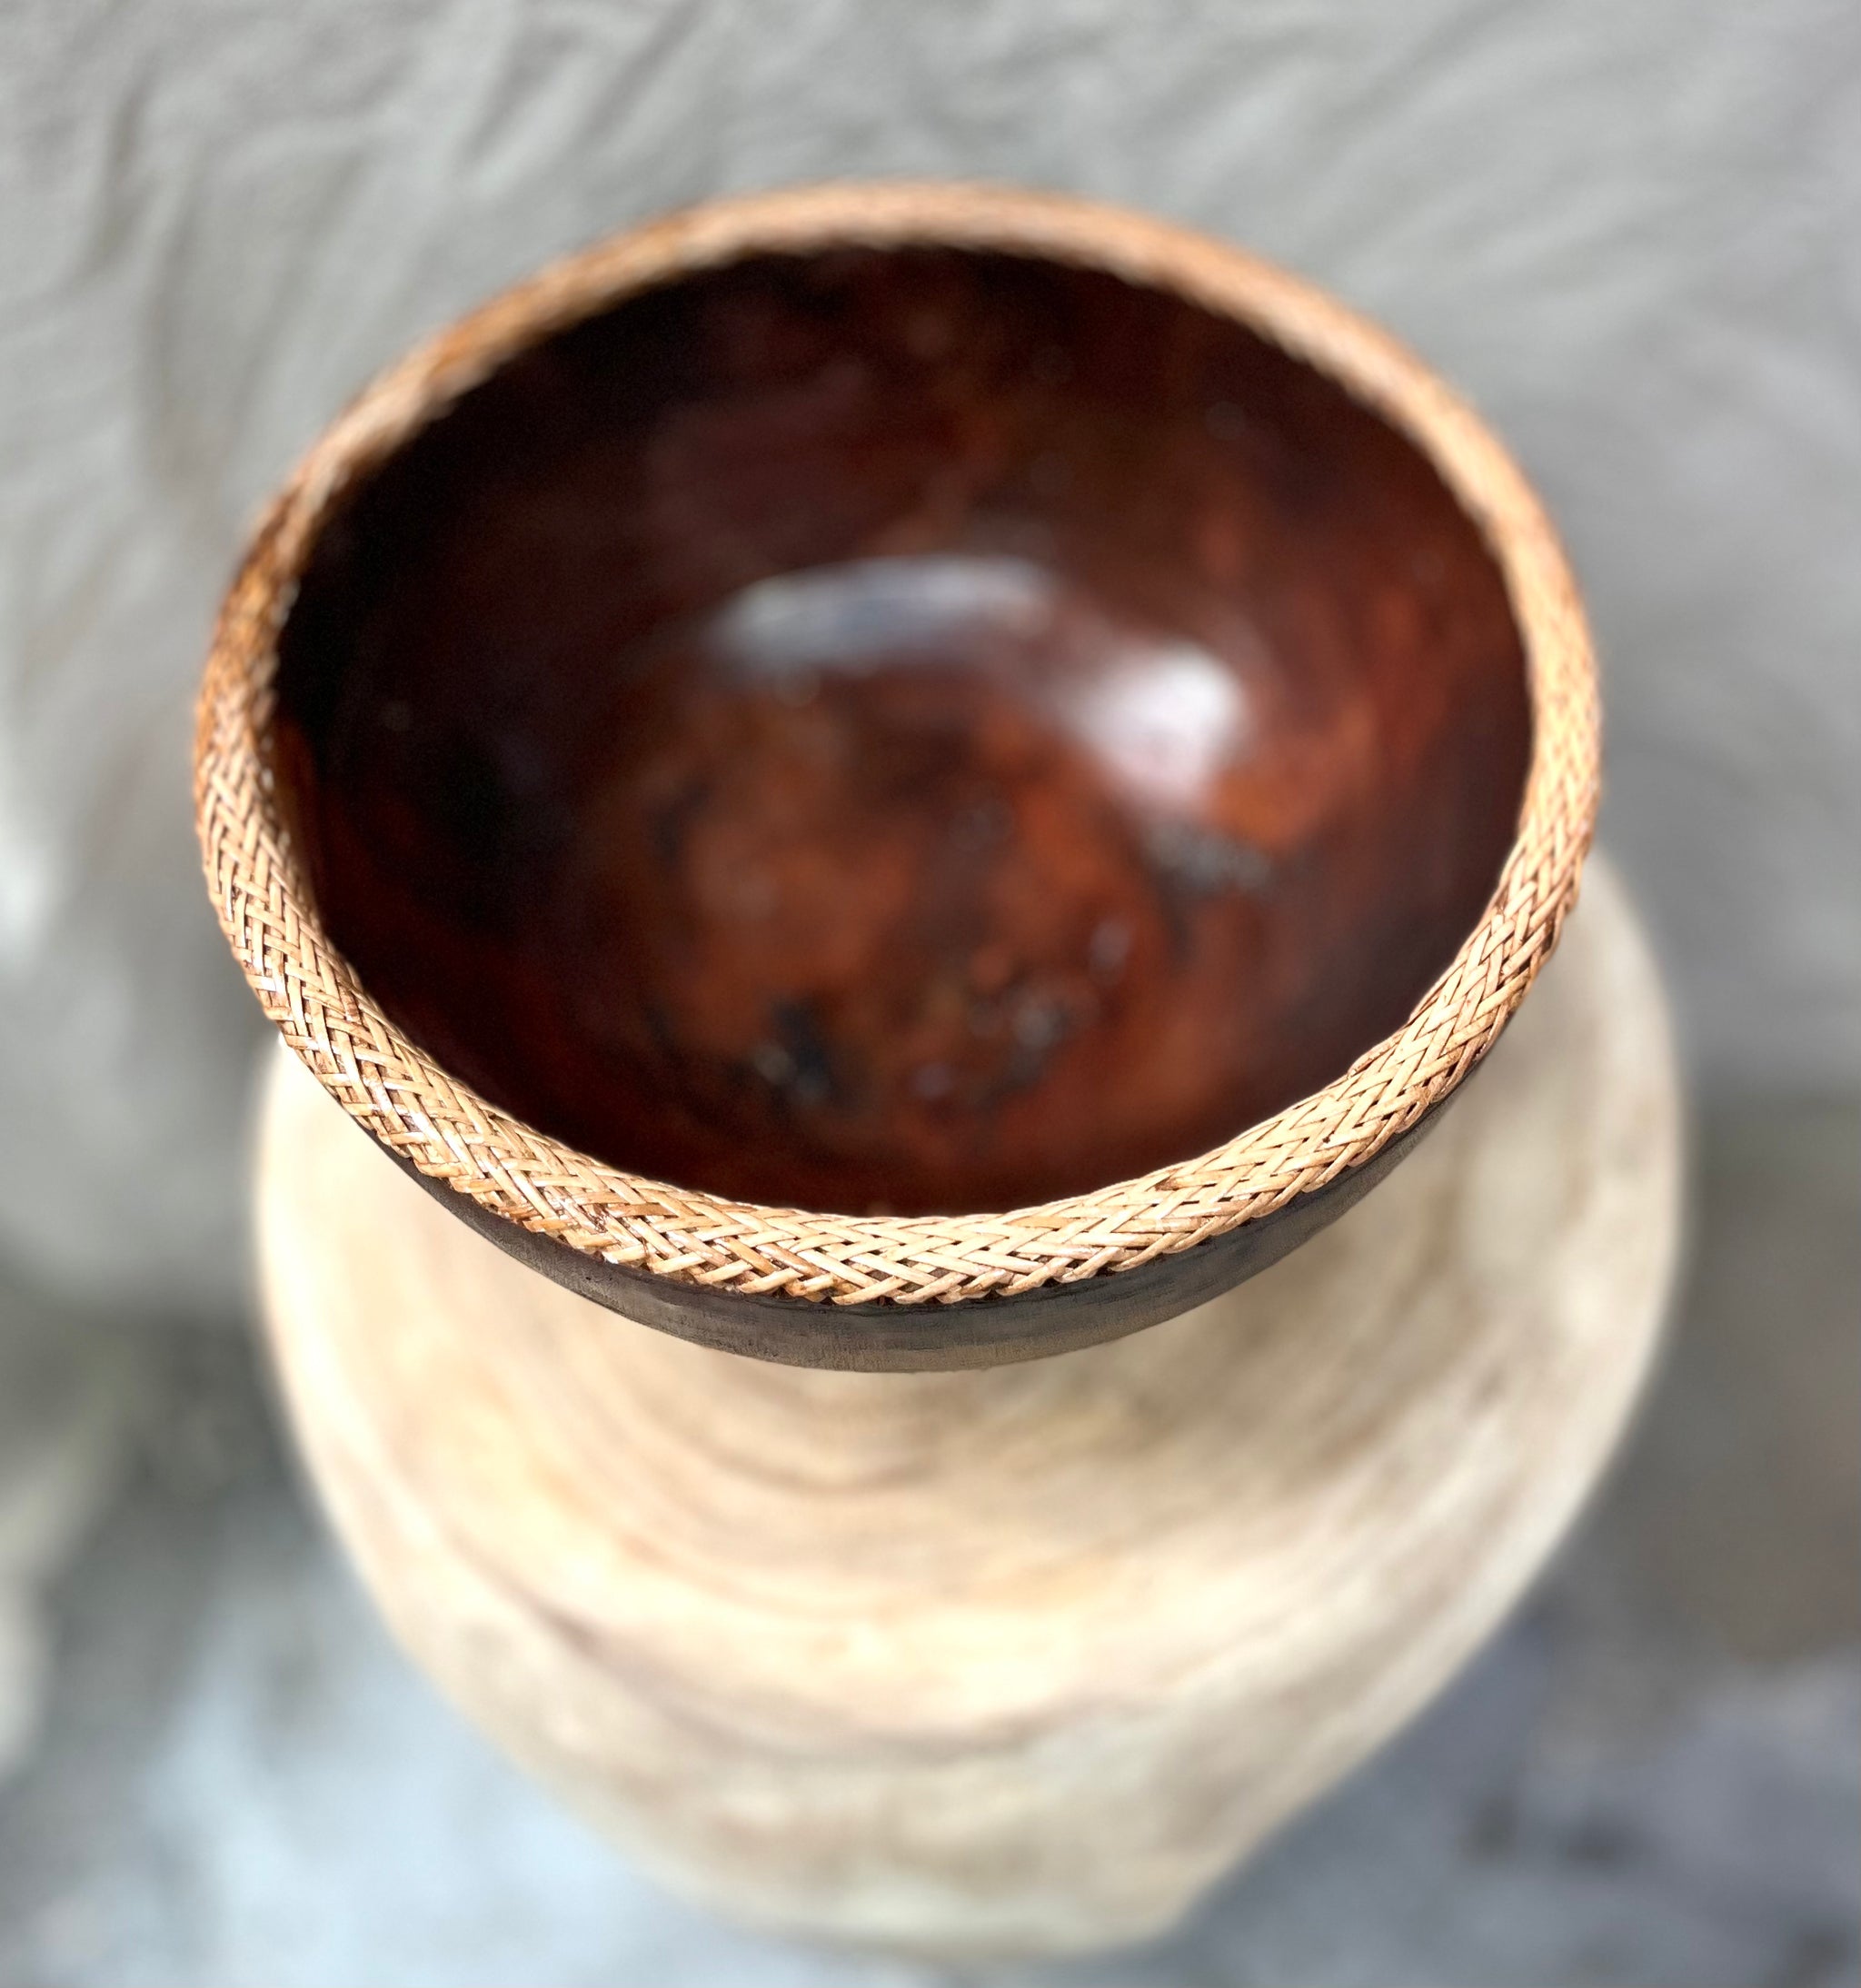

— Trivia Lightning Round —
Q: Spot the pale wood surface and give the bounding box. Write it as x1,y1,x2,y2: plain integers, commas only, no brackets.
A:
256,856,1681,1958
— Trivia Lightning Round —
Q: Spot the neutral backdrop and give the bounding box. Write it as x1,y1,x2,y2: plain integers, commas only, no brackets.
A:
0,0,1855,1310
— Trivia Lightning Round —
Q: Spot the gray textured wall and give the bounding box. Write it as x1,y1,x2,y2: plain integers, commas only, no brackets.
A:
1,0,1855,1307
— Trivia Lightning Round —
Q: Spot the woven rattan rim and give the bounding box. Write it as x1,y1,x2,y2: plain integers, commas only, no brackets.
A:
196,182,1599,1311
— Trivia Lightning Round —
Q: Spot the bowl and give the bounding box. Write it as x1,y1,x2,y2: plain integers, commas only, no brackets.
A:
196,184,1597,1368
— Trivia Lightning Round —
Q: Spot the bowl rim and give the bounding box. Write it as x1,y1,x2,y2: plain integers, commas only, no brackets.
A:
195,180,1599,1313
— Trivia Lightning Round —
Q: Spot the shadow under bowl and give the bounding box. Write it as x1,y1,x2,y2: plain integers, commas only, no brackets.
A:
199,185,1595,1367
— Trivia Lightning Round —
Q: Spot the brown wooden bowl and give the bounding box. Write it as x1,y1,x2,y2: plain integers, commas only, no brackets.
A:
196,184,1598,1369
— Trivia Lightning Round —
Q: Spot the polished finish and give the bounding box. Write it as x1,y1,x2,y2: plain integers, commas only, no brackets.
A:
274,249,1528,1218
196,184,1600,1357
256,859,1683,1954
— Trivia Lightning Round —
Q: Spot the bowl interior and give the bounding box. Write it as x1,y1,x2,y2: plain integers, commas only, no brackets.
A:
274,244,1529,1218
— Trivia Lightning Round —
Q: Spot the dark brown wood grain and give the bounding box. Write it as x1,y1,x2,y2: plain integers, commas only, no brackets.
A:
274,245,1529,1220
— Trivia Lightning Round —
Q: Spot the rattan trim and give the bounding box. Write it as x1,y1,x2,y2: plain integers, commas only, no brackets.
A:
195,183,1599,1310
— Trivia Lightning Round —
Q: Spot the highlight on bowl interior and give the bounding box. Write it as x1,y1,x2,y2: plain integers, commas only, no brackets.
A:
196,186,1596,1343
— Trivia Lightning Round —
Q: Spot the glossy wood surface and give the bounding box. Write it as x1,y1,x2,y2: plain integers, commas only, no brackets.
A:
274,247,1529,1218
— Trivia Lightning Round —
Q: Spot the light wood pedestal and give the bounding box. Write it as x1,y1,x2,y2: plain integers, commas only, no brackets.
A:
256,857,1681,1958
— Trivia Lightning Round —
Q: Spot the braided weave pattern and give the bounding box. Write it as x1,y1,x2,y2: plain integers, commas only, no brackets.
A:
195,184,1598,1311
